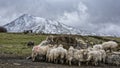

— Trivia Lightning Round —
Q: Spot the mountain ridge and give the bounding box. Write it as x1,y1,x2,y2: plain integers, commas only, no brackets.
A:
4,14,87,35
4,14,119,37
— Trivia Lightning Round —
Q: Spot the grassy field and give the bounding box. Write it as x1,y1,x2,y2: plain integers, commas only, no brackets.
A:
0,33,46,57
0,33,120,58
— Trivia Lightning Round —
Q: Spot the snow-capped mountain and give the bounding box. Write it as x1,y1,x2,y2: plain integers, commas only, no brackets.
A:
4,14,119,37
4,14,88,35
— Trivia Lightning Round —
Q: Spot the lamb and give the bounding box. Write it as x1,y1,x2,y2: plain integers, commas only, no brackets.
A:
102,41,118,52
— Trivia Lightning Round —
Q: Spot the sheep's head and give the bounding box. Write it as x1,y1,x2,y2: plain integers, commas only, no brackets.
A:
69,46,74,49
46,35,54,43
59,44,63,47
83,49,89,55
53,44,58,48
48,44,54,47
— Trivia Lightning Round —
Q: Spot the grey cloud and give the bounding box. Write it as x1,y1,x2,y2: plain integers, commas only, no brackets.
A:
0,0,120,35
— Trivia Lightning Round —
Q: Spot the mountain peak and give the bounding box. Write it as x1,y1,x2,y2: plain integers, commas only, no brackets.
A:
4,14,119,37
20,14,32,17
4,14,84,35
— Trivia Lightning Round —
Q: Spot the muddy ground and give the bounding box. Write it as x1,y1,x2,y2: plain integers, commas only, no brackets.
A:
0,56,119,68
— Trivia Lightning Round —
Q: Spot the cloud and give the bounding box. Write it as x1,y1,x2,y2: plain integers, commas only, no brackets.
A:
0,0,120,35
58,0,120,35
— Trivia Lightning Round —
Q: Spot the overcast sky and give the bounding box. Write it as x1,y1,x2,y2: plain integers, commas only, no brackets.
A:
0,0,120,35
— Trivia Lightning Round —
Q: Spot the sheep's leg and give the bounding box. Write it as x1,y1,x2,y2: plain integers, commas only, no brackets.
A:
31,52,37,62
78,61,81,66
103,57,106,63
95,62,98,66
60,58,64,64
109,48,112,53
48,57,50,62
45,57,47,62
54,59,56,63
94,58,98,66
55,59,58,64
69,60,72,66
54,58,57,64
86,61,89,65
66,60,68,64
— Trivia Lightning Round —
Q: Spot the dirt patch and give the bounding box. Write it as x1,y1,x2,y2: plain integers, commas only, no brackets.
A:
0,57,119,68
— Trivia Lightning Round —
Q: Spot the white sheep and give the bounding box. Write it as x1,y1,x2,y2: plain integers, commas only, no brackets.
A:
93,44,103,50
86,50,102,66
66,46,75,65
48,44,67,64
102,41,118,52
38,40,50,46
54,44,67,64
46,44,57,62
99,49,106,63
88,45,106,63
31,45,41,61
31,44,53,61
73,49,86,66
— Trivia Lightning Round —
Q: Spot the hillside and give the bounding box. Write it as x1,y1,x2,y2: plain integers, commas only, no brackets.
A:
0,33,120,58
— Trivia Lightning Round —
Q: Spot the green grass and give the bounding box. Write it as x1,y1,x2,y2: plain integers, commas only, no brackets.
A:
0,33,120,57
0,33,46,57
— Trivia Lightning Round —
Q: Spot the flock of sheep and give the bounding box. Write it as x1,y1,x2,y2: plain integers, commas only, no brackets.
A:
30,36,120,66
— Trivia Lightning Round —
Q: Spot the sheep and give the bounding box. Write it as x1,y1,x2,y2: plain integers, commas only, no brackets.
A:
38,40,50,46
86,50,102,66
99,49,106,63
102,41,118,52
46,44,57,62
57,44,67,64
73,49,86,66
106,53,120,66
88,45,106,63
48,45,60,63
31,45,41,61
93,44,103,50
76,38,87,49
31,44,53,61
47,44,67,64
112,52,120,55
66,46,75,66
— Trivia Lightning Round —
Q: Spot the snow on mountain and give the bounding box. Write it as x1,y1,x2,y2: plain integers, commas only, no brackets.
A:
4,14,119,37
4,14,86,35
